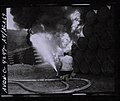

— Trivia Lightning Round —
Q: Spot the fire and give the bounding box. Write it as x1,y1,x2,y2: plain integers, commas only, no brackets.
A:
30,29,73,74
70,10,85,41
29,9,84,74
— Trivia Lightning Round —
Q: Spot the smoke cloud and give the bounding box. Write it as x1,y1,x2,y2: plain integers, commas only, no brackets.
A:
10,7,69,31
10,6,90,33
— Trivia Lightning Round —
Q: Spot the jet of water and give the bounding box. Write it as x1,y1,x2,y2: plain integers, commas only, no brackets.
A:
30,33,58,73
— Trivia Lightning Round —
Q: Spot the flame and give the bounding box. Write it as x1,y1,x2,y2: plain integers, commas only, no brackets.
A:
70,10,85,39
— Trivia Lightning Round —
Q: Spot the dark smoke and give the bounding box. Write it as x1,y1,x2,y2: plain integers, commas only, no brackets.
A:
11,7,43,29
10,7,70,31
10,6,91,37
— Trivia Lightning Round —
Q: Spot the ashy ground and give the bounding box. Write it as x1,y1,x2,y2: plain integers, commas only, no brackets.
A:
8,63,115,95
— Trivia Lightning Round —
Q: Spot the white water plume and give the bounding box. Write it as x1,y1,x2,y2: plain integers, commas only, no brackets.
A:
30,30,73,74
30,33,58,72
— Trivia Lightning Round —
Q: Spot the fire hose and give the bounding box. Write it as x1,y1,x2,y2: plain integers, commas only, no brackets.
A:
8,78,91,94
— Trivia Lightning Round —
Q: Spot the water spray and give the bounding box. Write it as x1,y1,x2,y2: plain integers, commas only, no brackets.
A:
30,33,58,73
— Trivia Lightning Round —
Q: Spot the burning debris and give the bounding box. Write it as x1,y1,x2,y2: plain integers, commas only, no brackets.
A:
6,5,115,95
30,30,74,79
10,7,87,79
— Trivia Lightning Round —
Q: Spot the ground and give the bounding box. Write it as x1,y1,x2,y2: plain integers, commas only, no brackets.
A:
8,63,114,95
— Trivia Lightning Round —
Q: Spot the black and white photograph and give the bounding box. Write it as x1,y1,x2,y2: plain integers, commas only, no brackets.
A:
1,4,117,97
